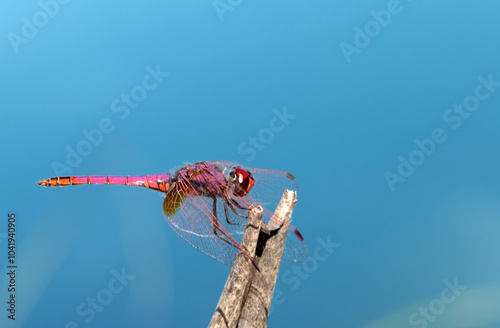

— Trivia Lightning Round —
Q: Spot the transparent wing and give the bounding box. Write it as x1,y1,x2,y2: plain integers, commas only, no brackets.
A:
162,174,254,267
210,160,298,208
209,160,308,262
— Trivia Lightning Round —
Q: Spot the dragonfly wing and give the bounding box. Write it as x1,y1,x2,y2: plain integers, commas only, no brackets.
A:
249,168,298,211
282,228,308,262
163,191,248,267
210,160,307,263
213,195,247,236
209,160,298,212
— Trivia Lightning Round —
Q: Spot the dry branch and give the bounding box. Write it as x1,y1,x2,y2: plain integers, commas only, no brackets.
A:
208,190,297,328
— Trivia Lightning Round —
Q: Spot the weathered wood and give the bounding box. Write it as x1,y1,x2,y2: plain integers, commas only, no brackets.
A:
208,190,297,328
237,190,296,328
208,206,263,328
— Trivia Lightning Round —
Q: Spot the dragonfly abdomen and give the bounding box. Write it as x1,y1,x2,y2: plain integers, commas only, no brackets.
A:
37,174,172,192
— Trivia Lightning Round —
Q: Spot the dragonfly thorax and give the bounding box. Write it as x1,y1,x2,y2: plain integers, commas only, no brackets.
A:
173,162,228,198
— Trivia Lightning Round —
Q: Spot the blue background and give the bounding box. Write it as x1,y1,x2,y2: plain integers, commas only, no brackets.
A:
2,1,500,327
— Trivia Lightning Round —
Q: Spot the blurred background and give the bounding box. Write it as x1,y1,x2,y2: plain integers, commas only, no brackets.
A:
1,1,500,327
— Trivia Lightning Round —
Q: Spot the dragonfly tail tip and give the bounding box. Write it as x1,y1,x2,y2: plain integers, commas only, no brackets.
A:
37,179,48,186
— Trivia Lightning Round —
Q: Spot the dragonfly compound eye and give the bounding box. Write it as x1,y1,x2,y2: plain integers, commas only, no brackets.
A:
231,168,255,197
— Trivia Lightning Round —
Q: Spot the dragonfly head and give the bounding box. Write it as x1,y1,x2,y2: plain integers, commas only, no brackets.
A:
229,168,255,197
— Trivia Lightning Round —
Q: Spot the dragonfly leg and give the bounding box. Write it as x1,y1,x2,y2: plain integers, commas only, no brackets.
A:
211,197,239,248
213,197,260,271
223,199,249,225
229,197,249,211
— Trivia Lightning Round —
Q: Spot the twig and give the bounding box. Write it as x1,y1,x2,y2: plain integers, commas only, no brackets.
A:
208,190,297,328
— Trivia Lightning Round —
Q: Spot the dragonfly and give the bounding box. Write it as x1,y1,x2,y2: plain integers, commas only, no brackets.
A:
37,160,307,270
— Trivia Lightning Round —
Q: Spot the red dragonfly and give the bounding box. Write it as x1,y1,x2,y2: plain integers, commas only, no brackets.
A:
37,161,307,269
